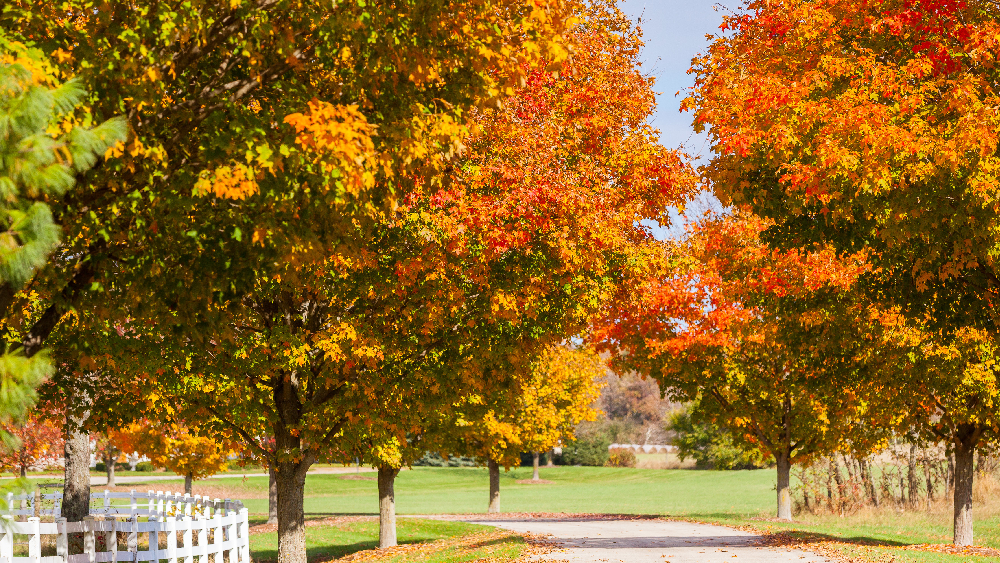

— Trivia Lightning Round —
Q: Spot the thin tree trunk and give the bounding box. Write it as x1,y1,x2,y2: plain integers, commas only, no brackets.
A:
953,431,978,547
19,464,25,479
268,466,278,524
531,452,540,481
776,452,792,520
488,460,500,514
184,474,193,495
907,445,918,507
63,416,91,522
106,454,115,487
378,466,400,548
546,450,555,467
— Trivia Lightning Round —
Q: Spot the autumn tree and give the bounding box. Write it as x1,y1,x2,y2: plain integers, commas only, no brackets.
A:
2,4,581,557
686,0,1000,543
454,345,605,513
114,422,230,494
0,413,63,478
107,3,692,561
595,214,896,520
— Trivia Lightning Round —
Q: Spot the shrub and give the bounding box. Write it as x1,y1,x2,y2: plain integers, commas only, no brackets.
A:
412,452,478,467
606,449,637,468
134,461,155,472
562,433,611,466
668,405,768,470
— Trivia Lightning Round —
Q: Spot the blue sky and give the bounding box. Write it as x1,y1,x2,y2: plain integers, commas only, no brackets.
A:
617,0,733,237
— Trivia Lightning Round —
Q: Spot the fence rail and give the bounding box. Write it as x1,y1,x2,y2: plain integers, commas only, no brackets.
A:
1,491,249,563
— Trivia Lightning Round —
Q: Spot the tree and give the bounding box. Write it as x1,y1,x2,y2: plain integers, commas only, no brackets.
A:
0,33,125,454
451,345,605,512
685,0,1000,542
110,2,692,561
95,433,124,487
0,413,63,478
113,422,230,494
594,214,893,520
897,328,1000,544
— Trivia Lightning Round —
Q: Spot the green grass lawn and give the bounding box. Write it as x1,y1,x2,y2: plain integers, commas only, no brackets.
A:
97,466,1000,563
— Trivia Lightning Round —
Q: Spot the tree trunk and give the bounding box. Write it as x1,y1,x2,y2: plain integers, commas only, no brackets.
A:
63,417,91,522
488,460,500,514
546,450,555,467
531,452,540,481
776,452,792,520
907,445,918,507
19,464,26,479
275,459,309,563
378,466,400,548
268,466,278,524
184,473,193,495
830,456,845,511
274,371,314,563
953,430,979,547
106,454,115,488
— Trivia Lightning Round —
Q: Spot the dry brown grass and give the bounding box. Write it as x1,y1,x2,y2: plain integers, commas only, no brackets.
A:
96,483,267,500
634,453,695,469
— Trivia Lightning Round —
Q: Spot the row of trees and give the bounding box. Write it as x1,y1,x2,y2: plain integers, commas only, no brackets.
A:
0,1,690,562
594,0,1000,548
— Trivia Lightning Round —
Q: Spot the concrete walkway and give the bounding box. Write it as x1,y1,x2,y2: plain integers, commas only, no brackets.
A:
465,518,837,562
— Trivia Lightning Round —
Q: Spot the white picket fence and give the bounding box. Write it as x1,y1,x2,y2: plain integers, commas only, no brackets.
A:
1,491,250,563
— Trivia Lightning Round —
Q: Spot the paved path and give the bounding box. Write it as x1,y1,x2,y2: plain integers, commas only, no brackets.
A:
465,518,836,563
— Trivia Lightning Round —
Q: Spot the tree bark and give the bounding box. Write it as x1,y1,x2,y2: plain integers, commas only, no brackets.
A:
532,452,540,481
268,466,278,524
776,452,792,521
953,429,979,547
275,460,309,563
546,450,555,467
19,464,26,479
184,474,193,495
488,460,500,514
378,466,400,548
63,417,91,522
907,445,918,508
106,454,115,488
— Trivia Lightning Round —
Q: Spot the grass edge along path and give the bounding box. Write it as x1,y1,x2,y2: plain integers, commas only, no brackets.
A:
691,518,1000,563
248,516,539,563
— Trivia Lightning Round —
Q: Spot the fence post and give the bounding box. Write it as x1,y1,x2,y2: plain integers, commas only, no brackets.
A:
165,516,177,563
157,491,165,517
0,515,12,563
104,491,111,514
213,513,223,563
83,516,96,563
127,515,138,563
225,512,236,563
56,517,68,562
148,491,156,517
108,517,118,560
165,494,174,518
27,517,40,563
149,516,159,563
197,516,208,563
238,509,248,563
182,516,192,563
